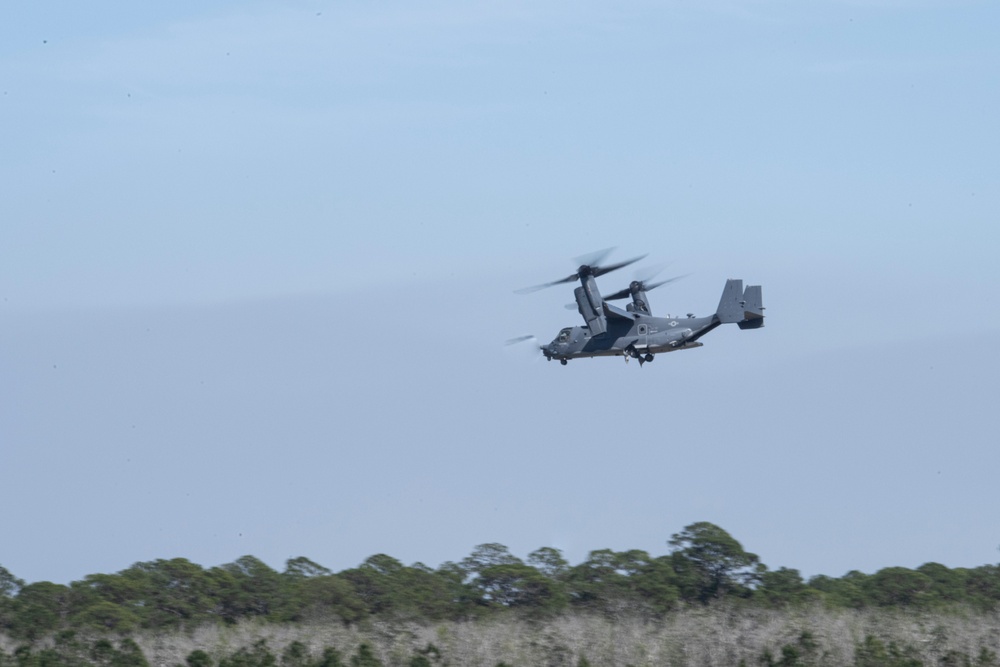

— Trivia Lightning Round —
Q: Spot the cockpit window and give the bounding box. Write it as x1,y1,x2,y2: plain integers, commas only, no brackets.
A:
557,328,572,343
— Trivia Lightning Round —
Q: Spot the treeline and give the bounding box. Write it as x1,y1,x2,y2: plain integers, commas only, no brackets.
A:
2,522,999,640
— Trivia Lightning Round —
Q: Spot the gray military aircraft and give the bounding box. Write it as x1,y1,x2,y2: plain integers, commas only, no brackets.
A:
511,249,764,366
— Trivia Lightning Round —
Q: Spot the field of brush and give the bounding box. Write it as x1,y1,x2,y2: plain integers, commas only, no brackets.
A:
7,605,998,667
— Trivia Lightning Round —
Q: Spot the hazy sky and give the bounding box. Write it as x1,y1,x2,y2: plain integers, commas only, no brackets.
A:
2,1,999,586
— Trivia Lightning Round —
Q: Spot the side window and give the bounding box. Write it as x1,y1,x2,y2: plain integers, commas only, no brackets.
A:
558,329,571,343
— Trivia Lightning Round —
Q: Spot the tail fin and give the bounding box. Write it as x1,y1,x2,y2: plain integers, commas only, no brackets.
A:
738,285,765,329
715,279,744,323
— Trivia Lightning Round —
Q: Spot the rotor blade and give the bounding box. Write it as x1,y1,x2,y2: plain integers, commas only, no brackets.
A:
634,262,669,283
644,273,689,291
504,334,546,363
603,273,689,301
515,248,642,294
505,334,537,346
513,273,578,294
514,282,554,295
592,254,647,278
572,247,615,269
603,286,632,301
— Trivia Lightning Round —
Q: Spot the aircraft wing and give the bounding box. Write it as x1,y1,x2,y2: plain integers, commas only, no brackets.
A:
602,302,636,321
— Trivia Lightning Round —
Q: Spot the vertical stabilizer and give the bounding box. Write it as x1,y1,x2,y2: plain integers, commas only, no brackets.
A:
715,279,744,323
738,285,765,329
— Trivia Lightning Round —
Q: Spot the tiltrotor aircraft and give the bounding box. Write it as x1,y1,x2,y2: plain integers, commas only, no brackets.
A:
511,249,764,366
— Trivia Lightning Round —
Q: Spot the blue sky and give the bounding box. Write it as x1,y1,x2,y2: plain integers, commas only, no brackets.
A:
2,1,999,585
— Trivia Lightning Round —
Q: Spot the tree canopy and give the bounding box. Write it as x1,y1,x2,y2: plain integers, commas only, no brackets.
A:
2,522,999,640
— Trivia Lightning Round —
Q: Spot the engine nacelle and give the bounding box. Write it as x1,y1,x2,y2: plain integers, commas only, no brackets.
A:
574,275,607,335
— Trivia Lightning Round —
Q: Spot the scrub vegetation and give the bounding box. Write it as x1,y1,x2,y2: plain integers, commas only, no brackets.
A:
3,523,999,666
